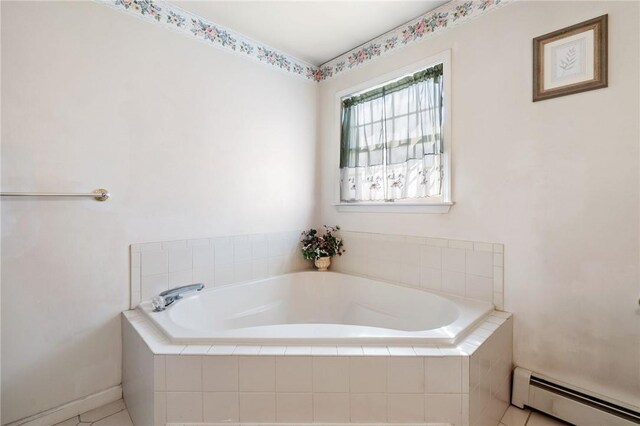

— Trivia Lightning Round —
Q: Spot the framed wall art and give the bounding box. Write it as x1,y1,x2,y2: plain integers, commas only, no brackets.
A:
533,15,608,102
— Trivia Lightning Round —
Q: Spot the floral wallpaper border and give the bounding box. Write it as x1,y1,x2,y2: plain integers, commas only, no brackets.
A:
100,0,514,83
319,0,515,81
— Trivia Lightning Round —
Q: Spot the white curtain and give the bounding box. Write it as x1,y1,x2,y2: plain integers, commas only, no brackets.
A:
340,64,443,202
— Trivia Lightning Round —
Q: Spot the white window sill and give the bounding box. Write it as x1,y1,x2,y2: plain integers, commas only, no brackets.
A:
334,201,453,214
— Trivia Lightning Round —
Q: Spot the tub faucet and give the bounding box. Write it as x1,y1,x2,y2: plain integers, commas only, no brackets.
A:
152,283,204,312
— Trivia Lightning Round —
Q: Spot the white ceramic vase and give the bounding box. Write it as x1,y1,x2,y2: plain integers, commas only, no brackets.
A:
314,256,331,271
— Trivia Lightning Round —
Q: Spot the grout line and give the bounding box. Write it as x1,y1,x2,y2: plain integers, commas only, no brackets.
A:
200,355,204,423
310,356,315,420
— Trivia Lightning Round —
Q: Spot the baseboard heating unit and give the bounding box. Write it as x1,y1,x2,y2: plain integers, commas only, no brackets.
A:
512,367,640,425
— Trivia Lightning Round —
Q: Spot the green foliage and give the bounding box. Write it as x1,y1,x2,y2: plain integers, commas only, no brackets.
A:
300,225,345,260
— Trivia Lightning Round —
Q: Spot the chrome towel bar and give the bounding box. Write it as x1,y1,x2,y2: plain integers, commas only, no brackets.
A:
0,188,110,201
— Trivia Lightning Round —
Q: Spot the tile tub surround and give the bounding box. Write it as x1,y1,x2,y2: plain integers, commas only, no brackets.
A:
130,231,310,309
122,310,512,425
331,231,505,310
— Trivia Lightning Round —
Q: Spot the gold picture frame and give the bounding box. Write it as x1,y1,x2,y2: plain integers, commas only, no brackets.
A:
533,15,608,102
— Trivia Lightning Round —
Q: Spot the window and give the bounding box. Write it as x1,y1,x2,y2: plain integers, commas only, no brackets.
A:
336,52,451,213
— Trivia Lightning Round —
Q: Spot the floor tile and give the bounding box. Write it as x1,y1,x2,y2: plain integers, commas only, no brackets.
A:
76,397,578,426
527,411,571,426
501,405,531,426
53,417,79,426
500,405,572,426
90,410,133,426
79,399,125,422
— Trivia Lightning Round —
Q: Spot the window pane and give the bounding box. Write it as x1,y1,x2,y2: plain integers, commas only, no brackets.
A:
340,63,444,202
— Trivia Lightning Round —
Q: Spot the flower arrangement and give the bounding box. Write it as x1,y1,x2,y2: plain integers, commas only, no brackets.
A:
300,225,345,261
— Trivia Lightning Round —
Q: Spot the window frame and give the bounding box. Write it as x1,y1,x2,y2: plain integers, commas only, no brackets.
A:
333,50,453,214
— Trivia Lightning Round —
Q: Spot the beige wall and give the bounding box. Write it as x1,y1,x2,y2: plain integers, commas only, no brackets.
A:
0,2,318,423
318,1,640,408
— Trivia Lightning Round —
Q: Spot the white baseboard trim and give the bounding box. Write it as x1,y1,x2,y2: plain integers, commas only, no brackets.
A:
5,385,122,426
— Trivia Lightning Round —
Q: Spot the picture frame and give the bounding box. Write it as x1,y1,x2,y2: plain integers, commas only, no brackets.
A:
533,15,608,102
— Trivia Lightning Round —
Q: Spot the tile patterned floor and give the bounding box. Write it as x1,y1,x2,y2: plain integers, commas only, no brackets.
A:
500,405,572,426
54,399,568,426
53,400,132,426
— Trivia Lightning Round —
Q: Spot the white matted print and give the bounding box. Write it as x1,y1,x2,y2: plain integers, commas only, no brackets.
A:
544,30,594,90
533,15,607,102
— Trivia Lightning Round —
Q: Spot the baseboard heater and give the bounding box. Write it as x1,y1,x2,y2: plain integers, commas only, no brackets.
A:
512,367,640,425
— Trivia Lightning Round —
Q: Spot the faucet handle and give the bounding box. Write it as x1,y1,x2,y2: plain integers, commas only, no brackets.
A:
152,295,166,312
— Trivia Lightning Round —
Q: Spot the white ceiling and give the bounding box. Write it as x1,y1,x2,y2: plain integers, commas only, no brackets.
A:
174,1,449,65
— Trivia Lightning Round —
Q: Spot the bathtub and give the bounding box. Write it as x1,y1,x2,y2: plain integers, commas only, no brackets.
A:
139,271,493,345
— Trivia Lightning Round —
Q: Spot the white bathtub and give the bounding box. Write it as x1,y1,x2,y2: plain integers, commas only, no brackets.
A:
139,271,493,345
